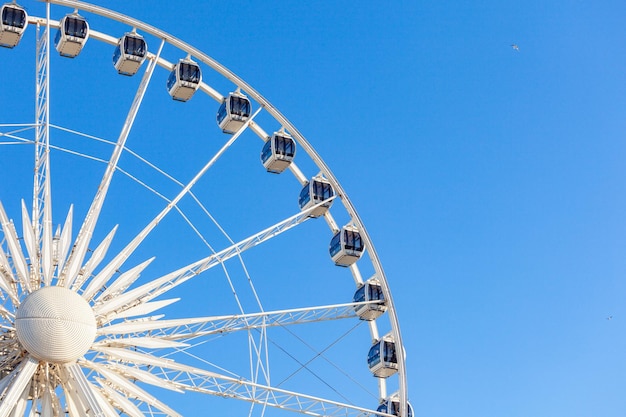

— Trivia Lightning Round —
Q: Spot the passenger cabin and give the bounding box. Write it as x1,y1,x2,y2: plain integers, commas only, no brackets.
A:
167,58,201,102
0,3,27,48
377,395,413,417
261,131,295,173
55,13,89,58
217,91,251,134
367,335,398,378
329,224,364,267
113,32,147,76
298,176,334,218
353,278,387,321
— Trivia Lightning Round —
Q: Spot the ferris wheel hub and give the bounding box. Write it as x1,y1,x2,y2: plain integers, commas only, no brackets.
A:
16,286,96,363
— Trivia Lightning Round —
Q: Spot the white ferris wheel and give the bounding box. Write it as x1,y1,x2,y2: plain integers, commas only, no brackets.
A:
0,1,410,416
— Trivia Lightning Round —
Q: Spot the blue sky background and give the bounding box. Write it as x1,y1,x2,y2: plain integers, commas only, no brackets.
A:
1,1,626,416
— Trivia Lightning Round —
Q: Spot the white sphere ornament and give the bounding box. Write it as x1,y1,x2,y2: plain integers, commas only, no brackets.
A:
16,286,96,363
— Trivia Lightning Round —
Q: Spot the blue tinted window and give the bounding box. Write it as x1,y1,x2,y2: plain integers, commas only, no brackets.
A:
2,7,26,28
274,135,295,158
217,101,227,124
353,285,366,303
369,284,384,302
230,96,251,117
112,45,121,64
312,180,333,201
179,62,200,83
64,17,88,39
298,183,311,208
166,70,176,90
261,140,272,163
383,341,397,363
329,232,341,257
368,343,381,367
344,230,363,251
124,35,146,57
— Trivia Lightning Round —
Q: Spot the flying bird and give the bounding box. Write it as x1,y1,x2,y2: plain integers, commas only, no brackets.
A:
607,315,613,320
511,44,520,51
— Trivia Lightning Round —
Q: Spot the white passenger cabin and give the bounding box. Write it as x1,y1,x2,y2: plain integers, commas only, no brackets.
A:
0,3,27,48
353,278,387,321
113,32,147,76
55,13,89,58
329,224,364,267
377,394,413,417
298,176,334,218
367,334,398,378
167,58,202,102
261,131,295,173
217,91,251,134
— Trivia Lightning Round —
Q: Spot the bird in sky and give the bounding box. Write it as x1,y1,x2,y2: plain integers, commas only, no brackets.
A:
511,44,520,51
607,315,613,320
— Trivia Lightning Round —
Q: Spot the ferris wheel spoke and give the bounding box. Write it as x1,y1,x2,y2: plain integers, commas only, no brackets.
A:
0,356,38,417
67,225,118,291
78,106,262,303
90,199,329,319
60,39,165,289
20,201,38,278
91,258,155,303
54,205,74,279
0,245,19,305
82,361,182,417
40,185,54,287
0,124,36,137
63,363,106,417
146,364,380,417
0,202,31,294
32,10,54,289
0,126,36,146
40,386,54,417
97,301,372,341
87,354,382,417
95,381,145,417
100,361,183,394
59,365,91,417
8,380,29,417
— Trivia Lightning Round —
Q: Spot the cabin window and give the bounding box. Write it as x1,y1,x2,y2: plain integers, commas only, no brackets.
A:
65,17,88,39
312,181,333,201
344,230,363,251
217,101,228,124
329,232,342,257
2,8,26,28
354,285,366,303
383,341,397,363
179,63,200,83
369,284,384,302
166,70,177,90
298,183,311,207
274,136,295,157
112,45,122,64
230,96,251,117
261,140,272,163
124,36,146,57
368,343,381,366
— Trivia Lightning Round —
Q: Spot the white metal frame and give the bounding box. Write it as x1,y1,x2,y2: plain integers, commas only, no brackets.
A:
0,0,409,415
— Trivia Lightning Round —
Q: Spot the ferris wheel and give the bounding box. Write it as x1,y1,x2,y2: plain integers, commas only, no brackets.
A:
0,1,410,416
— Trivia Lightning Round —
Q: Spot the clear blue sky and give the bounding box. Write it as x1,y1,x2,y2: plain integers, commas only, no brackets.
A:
2,1,625,416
